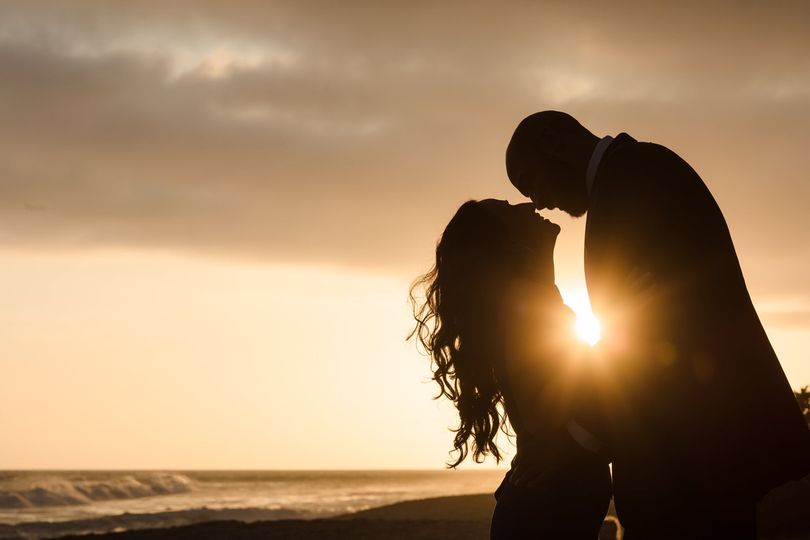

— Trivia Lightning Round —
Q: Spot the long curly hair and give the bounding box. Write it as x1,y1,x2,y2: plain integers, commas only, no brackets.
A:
409,200,546,467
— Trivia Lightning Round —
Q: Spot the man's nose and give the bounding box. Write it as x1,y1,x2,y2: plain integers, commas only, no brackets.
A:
525,194,546,210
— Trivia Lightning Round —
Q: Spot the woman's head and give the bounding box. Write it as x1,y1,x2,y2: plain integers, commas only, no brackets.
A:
409,199,560,467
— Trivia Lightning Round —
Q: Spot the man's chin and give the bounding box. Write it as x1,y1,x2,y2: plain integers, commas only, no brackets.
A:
555,194,589,218
560,203,588,218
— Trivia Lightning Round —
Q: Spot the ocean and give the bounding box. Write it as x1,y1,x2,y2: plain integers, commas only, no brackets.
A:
0,469,505,539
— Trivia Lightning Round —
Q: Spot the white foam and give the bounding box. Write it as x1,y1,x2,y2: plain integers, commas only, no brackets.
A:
0,473,194,509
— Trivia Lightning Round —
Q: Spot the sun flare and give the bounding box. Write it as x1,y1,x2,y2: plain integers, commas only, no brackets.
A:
562,290,602,346
574,311,602,346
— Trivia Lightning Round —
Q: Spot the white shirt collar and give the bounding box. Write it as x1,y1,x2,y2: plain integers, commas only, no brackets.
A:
586,135,614,197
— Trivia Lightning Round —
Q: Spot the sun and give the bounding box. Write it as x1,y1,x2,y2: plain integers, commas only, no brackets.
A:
574,310,602,346
561,290,602,346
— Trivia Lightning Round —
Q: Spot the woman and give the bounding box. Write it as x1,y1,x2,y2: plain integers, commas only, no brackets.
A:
410,199,611,538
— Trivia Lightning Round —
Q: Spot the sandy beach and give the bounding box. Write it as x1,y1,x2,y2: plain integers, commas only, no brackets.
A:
34,476,809,540
15,494,495,540
33,494,617,540
10,494,628,540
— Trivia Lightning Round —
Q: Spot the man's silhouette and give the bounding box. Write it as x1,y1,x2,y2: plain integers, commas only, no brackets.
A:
506,111,810,538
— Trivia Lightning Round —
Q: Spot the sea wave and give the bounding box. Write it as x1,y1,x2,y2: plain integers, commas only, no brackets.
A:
0,473,194,509
0,505,320,540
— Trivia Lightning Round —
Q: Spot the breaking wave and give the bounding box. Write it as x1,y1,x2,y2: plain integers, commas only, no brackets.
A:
0,473,194,509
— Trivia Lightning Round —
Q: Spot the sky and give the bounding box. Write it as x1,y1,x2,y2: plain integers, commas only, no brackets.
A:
1,1,809,469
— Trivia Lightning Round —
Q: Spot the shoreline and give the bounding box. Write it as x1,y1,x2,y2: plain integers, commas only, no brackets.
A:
0,477,806,540
2,494,497,540
6,494,621,540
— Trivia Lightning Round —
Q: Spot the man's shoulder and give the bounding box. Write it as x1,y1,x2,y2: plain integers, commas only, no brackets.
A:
604,140,684,174
599,139,700,198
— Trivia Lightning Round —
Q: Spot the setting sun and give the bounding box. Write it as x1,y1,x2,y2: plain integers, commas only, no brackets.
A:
575,311,602,346
562,290,602,346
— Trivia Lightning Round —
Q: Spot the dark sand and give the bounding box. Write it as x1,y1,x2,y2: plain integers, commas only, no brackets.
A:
57,517,492,540
46,494,618,540
48,494,496,540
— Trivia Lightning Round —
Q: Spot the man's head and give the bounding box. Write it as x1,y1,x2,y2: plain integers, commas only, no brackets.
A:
506,111,599,217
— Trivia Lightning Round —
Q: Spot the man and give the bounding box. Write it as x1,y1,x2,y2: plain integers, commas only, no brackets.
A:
505,111,810,538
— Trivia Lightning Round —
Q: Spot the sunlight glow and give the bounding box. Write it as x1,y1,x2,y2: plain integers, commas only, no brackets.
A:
574,311,602,346
561,289,602,346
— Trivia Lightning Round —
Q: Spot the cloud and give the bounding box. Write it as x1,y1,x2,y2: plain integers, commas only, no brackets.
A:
0,0,809,283
758,297,810,330
763,310,810,330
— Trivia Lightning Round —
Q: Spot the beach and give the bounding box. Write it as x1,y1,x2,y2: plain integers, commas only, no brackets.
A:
51,494,621,540
49,481,810,540
2,472,809,539
49,495,497,540
0,470,505,540
2,492,623,540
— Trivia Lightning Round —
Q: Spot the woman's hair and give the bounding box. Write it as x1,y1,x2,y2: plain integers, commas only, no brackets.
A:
409,200,541,467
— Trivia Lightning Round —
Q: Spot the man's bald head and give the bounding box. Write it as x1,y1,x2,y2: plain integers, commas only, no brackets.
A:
506,111,598,217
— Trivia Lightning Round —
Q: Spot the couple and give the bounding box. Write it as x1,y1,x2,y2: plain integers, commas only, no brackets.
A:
410,111,810,538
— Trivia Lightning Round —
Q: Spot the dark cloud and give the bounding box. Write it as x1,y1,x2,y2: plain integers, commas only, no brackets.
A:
0,0,809,288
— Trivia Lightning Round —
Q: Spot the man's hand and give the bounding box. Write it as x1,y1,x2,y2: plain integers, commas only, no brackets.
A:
508,449,547,488
507,438,571,488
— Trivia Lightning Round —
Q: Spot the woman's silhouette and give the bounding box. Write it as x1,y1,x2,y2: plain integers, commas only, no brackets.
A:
410,199,611,538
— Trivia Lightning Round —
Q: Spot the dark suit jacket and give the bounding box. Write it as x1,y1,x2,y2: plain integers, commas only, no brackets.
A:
582,133,810,512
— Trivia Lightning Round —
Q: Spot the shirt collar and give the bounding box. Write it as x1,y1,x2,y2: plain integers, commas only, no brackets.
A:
586,135,614,197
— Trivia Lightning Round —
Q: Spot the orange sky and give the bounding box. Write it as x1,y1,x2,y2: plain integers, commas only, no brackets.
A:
1,1,808,469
